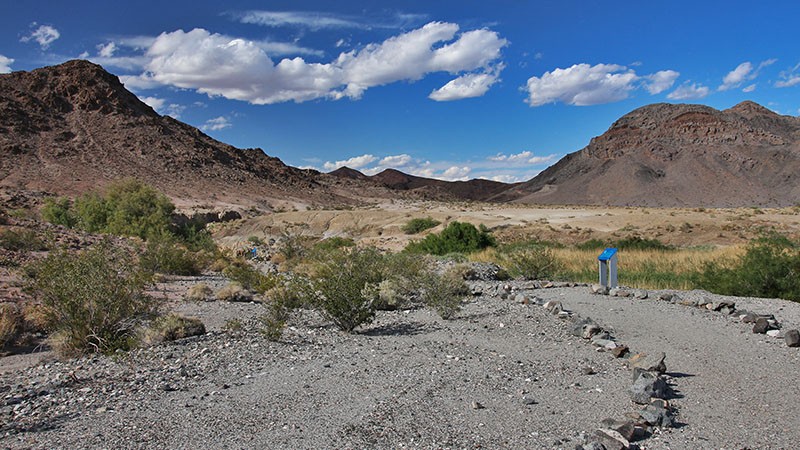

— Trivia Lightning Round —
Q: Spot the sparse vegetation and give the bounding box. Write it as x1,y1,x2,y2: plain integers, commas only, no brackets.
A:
139,231,202,276
0,228,48,251
23,242,160,355
501,246,562,280
185,282,213,302
215,282,252,302
406,221,495,255
695,233,800,301
402,217,441,234
223,261,279,294
141,314,205,345
421,268,468,319
0,303,22,349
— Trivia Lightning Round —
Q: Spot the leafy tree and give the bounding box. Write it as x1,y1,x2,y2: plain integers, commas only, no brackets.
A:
406,221,496,255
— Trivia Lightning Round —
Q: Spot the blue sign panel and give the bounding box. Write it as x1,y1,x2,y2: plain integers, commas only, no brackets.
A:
598,248,618,261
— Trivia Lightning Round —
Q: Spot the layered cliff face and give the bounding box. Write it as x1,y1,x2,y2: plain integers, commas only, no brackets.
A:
0,60,394,209
507,101,800,207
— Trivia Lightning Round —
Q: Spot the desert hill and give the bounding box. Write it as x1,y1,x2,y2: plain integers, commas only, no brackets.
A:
0,60,407,210
330,167,518,202
505,101,800,207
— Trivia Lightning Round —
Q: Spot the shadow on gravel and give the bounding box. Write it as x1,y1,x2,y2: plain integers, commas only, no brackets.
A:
363,321,439,337
665,372,696,378
1,412,79,435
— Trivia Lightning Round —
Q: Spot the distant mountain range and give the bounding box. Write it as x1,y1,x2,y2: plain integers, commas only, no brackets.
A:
2,60,799,209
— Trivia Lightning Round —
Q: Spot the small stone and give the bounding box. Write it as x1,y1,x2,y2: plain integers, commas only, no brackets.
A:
515,294,527,304
592,339,616,349
657,292,674,302
522,397,537,405
785,329,800,347
95,406,108,413
571,317,596,337
635,290,649,299
471,401,485,410
678,298,698,307
581,366,596,375
543,281,555,288
713,299,736,312
766,330,781,338
582,324,604,339
753,317,771,334
471,287,483,296
610,345,630,358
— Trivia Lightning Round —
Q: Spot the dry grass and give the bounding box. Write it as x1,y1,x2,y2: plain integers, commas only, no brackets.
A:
0,303,22,348
473,245,745,290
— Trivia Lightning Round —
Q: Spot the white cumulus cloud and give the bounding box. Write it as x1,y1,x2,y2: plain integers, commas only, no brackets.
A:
323,154,378,171
20,24,60,50
719,62,753,91
127,22,506,104
644,70,680,94
0,55,13,73
97,42,118,58
429,65,503,101
524,63,639,106
140,96,165,111
202,116,232,131
776,63,800,88
379,154,413,167
742,84,756,93
488,151,556,165
441,166,471,181
667,82,710,100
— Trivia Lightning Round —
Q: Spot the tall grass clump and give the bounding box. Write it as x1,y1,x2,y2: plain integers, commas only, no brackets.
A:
23,242,160,355
694,233,800,301
406,221,495,255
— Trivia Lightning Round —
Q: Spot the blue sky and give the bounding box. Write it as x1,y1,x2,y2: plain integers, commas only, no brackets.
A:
2,1,800,182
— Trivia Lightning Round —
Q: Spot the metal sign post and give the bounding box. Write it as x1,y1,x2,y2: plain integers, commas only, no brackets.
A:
598,248,618,288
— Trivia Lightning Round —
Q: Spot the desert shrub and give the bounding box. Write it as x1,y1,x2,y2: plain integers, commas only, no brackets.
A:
23,242,159,355
405,221,495,255
0,228,48,251
185,282,213,302
40,197,76,228
421,269,468,319
402,217,441,234
142,314,205,345
215,282,252,302
72,192,110,233
275,233,315,267
502,246,562,280
694,233,800,301
576,237,671,251
174,222,217,253
0,303,22,349
247,235,265,246
20,302,49,333
223,261,278,294
223,318,244,332
313,236,355,252
306,247,385,332
259,278,312,340
139,231,201,276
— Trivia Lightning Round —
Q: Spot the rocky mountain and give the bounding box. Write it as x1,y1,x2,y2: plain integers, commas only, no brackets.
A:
0,60,400,210
504,101,800,207
330,167,518,202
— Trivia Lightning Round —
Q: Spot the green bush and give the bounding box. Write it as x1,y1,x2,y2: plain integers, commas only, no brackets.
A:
306,247,385,332
0,303,22,349
139,231,202,276
43,178,175,240
23,242,160,355
576,236,672,251
41,197,76,228
421,269,468,319
259,280,310,341
694,234,800,301
313,236,355,252
402,217,441,234
223,261,279,294
406,221,496,255
502,246,562,280
0,229,48,251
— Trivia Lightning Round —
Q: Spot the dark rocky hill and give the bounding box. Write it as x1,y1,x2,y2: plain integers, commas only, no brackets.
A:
0,60,395,210
503,101,800,207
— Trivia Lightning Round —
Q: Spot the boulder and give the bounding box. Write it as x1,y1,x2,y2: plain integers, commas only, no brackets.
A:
639,402,675,427
634,290,649,299
611,345,630,358
599,418,636,441
630,371,669,404
594,429,630,450
785,329,800,347
628,352,667,373
591,284,609,295
753,317,771,334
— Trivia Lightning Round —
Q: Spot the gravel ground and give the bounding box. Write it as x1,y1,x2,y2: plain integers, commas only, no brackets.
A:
2,281,800,449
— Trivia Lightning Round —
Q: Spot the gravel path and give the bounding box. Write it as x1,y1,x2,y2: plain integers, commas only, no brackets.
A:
2,282,800,449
